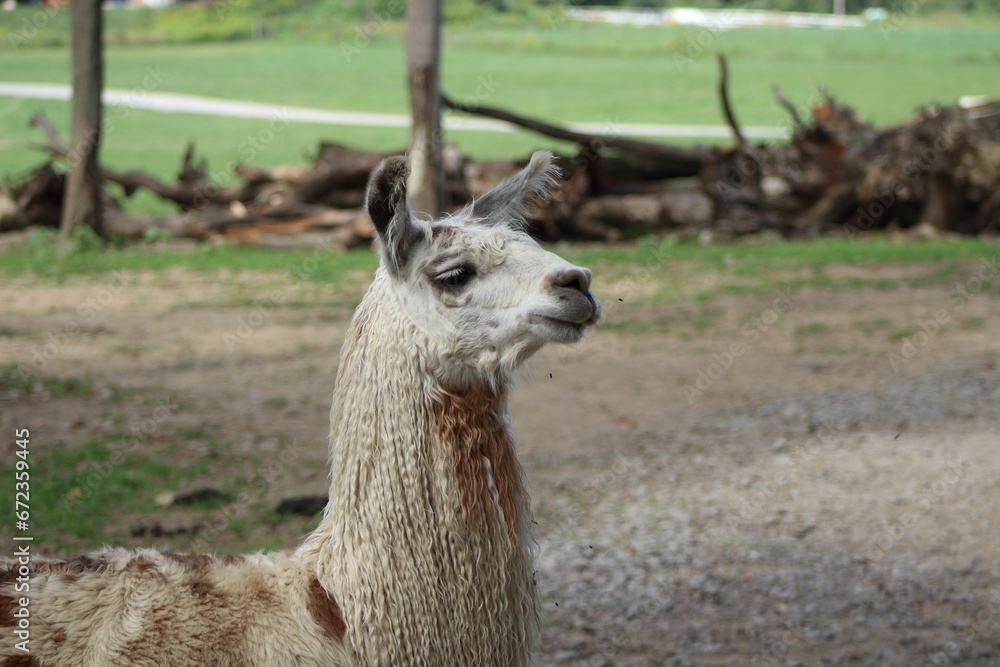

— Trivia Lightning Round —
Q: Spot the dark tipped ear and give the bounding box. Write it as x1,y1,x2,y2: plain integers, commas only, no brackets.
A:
467,150,559,226
365,156,426,276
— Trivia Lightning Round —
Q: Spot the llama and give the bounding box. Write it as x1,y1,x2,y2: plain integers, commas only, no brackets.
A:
0,151,601,666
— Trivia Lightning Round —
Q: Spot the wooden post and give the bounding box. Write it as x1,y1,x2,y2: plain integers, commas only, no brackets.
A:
59,0,104,251
405,0,444,218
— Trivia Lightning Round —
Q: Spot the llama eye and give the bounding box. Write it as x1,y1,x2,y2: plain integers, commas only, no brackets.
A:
436,266,475,289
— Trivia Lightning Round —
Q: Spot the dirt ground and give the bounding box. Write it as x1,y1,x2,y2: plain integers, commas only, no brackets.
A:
2,252,999,666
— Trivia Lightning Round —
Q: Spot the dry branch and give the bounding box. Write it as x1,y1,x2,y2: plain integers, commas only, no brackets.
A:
717,55,747,149
442,93,708,178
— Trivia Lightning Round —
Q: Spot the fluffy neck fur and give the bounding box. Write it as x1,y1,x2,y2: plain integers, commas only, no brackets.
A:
299,270,538,666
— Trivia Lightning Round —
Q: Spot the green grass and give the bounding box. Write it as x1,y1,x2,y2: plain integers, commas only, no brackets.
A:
853,316,893,336
0,434,194,551
0,364,97,398
559,234,996,281
263,396,291,409
0,390,298,552
2,17,999,214
795,322,832,336
4,232,995,303
962,316,988,330
2,227,380,280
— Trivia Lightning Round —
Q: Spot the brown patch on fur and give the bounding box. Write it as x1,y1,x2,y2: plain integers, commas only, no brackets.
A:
57,572,80,585
164,552,215,571
187,576,225,604
2,656,41,667
51,628,67,644
60,555,106,574
133,556,159,574
306,577,346,642
430,384,526,543
0,593,16,628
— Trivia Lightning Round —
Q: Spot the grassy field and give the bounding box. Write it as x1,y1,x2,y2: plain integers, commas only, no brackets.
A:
1,15,998,215
4,229,996,300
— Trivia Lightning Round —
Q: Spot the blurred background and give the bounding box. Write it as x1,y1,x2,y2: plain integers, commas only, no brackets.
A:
1,2,999,665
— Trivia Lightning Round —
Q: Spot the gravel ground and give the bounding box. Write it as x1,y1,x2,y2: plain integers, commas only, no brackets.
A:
534,360,1000,666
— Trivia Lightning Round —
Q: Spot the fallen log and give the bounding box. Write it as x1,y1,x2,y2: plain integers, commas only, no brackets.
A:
0,163,64,231
31,112,246,209
442,93,709,181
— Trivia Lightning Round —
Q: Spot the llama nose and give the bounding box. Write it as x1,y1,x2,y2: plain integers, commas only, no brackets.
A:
550,267,592,294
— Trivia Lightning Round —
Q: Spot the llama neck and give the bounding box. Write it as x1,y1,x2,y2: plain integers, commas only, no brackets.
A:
301,274,537,665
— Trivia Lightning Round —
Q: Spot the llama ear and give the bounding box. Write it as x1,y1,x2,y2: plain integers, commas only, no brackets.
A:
468,150,559,226
365,156,425,276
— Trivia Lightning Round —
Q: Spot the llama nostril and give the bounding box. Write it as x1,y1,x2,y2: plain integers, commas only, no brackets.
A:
552,268,592,294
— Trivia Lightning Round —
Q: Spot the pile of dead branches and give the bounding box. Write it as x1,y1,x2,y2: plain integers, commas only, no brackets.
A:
2,64,998,246
701,87,1000,240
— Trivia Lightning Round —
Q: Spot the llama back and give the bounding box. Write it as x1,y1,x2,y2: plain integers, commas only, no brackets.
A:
0,548,351,666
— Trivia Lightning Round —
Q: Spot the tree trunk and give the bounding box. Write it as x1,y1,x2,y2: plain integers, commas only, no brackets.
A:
59,0,104,251
405,0,444,217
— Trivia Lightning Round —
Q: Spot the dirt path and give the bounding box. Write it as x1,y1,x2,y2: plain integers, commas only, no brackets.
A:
1,259,998,665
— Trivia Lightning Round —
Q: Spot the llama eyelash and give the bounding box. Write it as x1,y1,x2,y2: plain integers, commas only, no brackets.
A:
435,265,476,288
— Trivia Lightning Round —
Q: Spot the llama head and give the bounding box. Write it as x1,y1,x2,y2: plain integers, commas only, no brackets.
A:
364,151,602,386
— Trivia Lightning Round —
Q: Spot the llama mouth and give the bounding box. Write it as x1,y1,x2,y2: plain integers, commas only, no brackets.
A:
584,291,602,325
534,292,602,330
532,315,588,343
535,314,588,328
